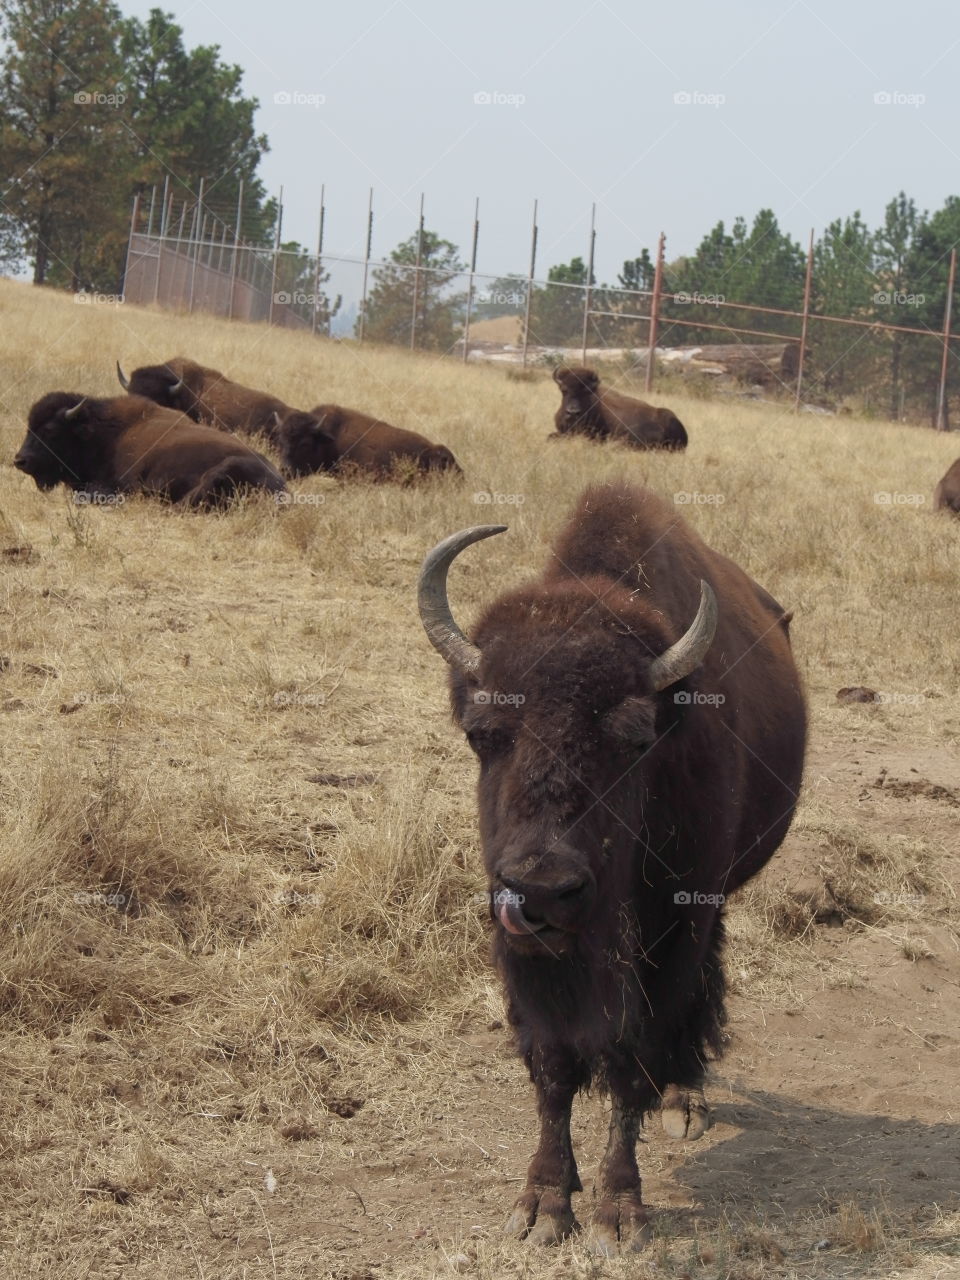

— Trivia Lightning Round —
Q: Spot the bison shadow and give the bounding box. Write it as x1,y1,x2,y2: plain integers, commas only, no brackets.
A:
661,1082,959,1221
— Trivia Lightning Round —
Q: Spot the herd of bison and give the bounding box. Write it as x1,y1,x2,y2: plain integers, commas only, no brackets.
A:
10,356,960,510
8,352,960,1255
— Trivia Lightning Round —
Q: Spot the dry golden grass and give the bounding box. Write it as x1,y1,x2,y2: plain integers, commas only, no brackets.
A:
0,278,958,1278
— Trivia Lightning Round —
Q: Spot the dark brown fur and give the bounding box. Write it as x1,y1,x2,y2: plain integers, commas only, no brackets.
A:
446,482,805,1244
285,404,462,480
934,457,960,514
14,393,286,507
552,366,688,450
123,356,305,444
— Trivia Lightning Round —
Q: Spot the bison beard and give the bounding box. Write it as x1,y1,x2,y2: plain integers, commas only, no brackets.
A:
417,483,806,1251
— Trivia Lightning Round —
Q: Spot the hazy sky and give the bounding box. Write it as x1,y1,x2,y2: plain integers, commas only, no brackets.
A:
127,0,960,283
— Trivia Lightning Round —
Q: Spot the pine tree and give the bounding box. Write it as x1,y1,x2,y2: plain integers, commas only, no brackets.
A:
0,0,127,285
359,229,465,351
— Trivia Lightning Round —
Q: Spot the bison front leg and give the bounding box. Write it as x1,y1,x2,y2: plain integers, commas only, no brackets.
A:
504,1045,584,1245
585,1098,651,1255
661,1083,712,1140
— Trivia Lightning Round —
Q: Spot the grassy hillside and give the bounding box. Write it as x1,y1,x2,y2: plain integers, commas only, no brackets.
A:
0,279,958,1279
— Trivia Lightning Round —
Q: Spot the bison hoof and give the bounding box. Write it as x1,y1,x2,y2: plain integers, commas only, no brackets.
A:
503,1187,577,1245
661,1084,712,1140
585,1192,651,1255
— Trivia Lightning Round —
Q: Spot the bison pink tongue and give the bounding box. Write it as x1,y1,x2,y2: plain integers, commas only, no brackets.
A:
499,899,546,934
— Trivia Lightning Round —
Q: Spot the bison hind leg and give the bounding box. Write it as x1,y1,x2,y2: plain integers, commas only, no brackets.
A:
184,458,285,508
661,1083,712,1140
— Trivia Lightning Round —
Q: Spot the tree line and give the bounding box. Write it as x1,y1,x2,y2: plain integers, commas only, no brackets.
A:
357,195,960,425
0,0,274,290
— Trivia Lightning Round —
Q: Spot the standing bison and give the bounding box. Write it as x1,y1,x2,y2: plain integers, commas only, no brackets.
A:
934,457,960,514
14,393,286,507
552,366,688,450
417,483,806,1251
278,403,462,480
117,357,311,445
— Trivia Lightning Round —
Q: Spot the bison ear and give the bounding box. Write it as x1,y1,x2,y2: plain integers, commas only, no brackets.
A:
601,695,657,749
552,366,564,385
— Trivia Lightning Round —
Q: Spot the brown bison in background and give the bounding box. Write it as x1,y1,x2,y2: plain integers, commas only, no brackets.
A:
278,403,462,480
14,393,286,507
934,457,960,514
552,366,688,450
417,483,806,1251
117,357,315,445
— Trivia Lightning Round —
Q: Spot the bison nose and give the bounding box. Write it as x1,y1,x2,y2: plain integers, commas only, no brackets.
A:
13,455,28,471
495,870,593,933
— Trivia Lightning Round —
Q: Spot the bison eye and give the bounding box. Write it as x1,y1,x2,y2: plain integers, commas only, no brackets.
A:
465,727,514,758
602,696,658,751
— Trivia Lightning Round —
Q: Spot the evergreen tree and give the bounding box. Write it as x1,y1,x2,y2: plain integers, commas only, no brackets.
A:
811,213,879,398
873,192,921,418
525,256,593,346
0,0,127,285
359,229,465,351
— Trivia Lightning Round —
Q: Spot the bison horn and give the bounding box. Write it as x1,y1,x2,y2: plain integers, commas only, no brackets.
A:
116,361,130,390
417,525,507,673
63,397,88,420
648,580,718,691
168,375,185,393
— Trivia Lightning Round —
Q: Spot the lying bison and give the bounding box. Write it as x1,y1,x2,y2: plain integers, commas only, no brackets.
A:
14,393,286,507
117,357,312,444
552,366,687,450
417,482,806,1251
278,403,462,480
934,457,960,514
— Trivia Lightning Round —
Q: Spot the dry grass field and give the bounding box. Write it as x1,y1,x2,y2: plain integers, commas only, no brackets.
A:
0,277,958,1279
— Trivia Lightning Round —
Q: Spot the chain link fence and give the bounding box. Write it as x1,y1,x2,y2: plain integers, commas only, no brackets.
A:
120,189,960,428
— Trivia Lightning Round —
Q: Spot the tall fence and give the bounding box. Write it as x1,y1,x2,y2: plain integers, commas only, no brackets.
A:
120,187,960,428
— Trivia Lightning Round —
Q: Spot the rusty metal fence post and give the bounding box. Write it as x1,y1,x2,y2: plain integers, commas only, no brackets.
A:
358,189,374,344
644,232,665,393
580,203,596,364
521,199,538,368
410,193,425,351
794,230,815,411
462,198,480,362
936,248,957,431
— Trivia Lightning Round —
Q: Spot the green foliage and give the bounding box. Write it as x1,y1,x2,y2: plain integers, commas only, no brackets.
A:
810,212,880,398
525,256,594,346
0,0,272,289
359,229,466,352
